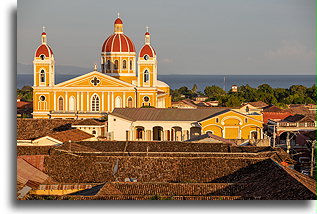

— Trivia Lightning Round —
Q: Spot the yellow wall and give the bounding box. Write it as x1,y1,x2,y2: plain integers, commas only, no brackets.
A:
200,111,263,139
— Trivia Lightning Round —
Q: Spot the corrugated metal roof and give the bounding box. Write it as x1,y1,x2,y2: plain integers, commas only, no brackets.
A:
110,108,228,121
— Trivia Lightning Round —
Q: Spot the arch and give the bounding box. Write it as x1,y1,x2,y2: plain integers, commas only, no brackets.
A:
143,70,149,82
135,126,145,140
130,60,133,70
40,54,45,60
127,96,133,108
91,94,100,112
58,96,64,111
221,116,242,125
69,96,76,112
172,126,182,141
153,126,164,141
107,60,111,71
40,70,45,83
115,96,122,108
122,60,127,69
114,60,119,70
38,95,47,110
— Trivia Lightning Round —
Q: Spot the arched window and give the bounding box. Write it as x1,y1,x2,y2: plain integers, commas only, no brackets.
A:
144,70,149,82
122,60,127,69
92,130,97,135
40,70,45,83
40,54,45,60
38,95,47,110
114,60,118,70
215,118,219,123
107,60,111,71
130,60,132,70
115,96,122,108
69,96,76,112
58,97,64,111
127,97,133,108
91,94,100,111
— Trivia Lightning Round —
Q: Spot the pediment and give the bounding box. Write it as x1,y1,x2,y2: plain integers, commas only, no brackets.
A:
55,72,135,88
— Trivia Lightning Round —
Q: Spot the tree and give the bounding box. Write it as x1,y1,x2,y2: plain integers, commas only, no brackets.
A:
204,85,226,99
225,95,242,107
191,84,198,94
257,84,274,94
289,85,307,96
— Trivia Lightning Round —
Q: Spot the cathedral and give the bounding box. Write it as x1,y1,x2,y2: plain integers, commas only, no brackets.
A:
32,16,171,119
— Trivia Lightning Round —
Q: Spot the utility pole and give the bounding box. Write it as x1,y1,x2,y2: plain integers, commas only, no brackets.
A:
310,140,316,177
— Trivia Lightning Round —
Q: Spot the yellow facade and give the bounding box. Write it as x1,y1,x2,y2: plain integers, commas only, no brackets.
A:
32,19,171,119
199,110,263,139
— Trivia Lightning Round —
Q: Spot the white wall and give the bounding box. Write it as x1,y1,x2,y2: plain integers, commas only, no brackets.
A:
108,115,132,141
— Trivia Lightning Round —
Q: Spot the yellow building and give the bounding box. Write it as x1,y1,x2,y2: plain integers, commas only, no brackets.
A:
32,17,171,119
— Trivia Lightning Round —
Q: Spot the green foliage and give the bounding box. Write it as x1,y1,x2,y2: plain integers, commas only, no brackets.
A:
204,85,226,99
191,84,198,94
17,85,33,102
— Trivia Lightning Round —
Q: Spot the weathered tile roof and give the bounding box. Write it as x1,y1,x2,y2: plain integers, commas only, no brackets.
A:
244,101,268,108
110,108,228,121
263,105,284,112
47,129,94,143
73,119,105,126
282,114,315,123
17,119,76,140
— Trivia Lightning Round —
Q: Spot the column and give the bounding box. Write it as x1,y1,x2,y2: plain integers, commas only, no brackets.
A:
65,91,68,111
80,92,83,111
164,130,169,141
123,92,126,107
111,92,114,112
107,92,110,112
102,92,104,112
183,130,189,141
76,92,79,111
86,92,89,112
53,92,56,110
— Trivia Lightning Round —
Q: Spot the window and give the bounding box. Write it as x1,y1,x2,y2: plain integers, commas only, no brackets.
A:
91,94,100,111
40,54,45,60
144,55,149,60
40,70,45,82
144,70,149,82
246,106,249,113
127,97,133,108
39,95,46,101
130,60,132,70
114,60,118,70
58,97,64,111
215,118,219,123
92,130,96,135
143,96,149,102
245,118,248,123
122,60,127,69
107,60,111,71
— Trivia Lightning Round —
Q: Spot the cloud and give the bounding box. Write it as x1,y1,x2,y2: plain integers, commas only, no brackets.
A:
264,40,315,60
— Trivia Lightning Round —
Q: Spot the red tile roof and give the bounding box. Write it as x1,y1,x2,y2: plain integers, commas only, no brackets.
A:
47,129,94,143
73,119,104,126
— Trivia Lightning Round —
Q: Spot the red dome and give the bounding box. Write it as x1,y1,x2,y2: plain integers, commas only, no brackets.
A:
139,44,156,57
145,32,150,35
114,18,123,24
102,33,135,53
42,32,46,35
35,44,53,57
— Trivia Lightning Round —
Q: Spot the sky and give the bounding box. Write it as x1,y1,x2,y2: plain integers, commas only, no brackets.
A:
17,0,316,75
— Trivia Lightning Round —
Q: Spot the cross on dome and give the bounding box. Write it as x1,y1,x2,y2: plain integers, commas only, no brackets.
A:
146,26,149,32
117,12,120,18
42,26,46,32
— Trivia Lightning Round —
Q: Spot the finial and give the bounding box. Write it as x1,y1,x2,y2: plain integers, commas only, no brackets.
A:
94,64,97,71
42,26,46,32
146,26,149,32
117,12,120,18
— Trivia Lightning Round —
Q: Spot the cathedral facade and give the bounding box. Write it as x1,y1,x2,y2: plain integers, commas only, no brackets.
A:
32,17,171,119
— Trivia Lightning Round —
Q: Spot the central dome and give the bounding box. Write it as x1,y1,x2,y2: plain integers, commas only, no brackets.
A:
101,34,135,53
101,17,135,53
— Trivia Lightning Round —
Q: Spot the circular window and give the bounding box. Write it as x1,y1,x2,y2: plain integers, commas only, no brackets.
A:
143,96,149,102
40,54,45,60
144,55,149,60
39,95,46,101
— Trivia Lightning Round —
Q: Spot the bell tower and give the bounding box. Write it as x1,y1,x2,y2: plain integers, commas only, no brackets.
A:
138,27,157,87
33,27,55,87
